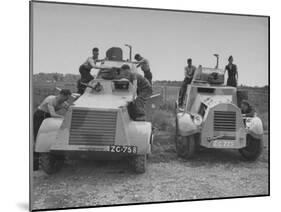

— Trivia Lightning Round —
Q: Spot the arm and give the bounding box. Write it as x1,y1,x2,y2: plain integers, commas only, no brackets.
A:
236,66,238,81
224,65,227,74
224,67,228,84
135,59,145,68
88,57,111,68
47,104,63,118
184,67,188,78
87,57,96,68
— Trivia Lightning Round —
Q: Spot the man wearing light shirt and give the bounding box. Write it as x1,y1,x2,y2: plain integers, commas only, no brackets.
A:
33,89,71,139
33,89,71,170
77,47,101,94
178,58,196,107
134,54,153,85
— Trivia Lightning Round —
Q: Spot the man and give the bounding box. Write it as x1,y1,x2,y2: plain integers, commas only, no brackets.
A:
241,100,255,117
134,54,153,85
77,47,101,94
225,55,238,87
33,89,71,170
178,58,196,107
119,64,152,120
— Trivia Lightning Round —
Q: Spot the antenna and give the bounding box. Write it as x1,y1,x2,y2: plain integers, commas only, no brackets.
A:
125,44,132,61
213,54,219,69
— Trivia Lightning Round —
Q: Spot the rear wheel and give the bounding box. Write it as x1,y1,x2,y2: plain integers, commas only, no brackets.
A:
239,134,263,161
40,153,64,174
131,154,147,174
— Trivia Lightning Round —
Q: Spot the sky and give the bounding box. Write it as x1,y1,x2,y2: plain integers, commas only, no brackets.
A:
32,2,268,86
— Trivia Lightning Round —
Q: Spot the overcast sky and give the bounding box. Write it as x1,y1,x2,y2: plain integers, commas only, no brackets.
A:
32,2,268,86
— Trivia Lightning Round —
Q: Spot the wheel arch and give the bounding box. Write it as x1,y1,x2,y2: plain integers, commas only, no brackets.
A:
35,118,63,153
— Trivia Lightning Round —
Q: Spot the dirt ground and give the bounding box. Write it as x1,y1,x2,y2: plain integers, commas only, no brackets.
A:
32,132,269,210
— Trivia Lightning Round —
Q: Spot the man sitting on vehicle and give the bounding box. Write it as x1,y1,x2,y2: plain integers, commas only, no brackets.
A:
77,47,102,94
33,89,71,170
178,58,196,107
241,100,255,117
119,64,152,120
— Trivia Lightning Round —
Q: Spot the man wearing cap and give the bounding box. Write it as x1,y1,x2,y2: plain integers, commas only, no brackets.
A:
134,54,153,85
178,58,197,107
33,89,71,170
225,55,238,87
119,64,152,120
77,47,101,94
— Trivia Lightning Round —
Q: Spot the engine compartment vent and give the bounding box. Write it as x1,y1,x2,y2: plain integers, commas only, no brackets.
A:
214,111,236,132
69,109,117,146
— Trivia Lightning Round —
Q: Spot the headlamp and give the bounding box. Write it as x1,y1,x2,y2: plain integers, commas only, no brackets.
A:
193,114,203,126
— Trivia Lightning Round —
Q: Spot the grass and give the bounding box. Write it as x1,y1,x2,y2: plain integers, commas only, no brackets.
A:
150,110,175,131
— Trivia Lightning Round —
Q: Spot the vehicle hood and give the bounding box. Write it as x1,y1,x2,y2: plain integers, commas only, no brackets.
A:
72,92,133,109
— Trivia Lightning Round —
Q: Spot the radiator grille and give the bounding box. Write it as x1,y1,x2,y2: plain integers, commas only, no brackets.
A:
69,109,117,146
214,111,236,132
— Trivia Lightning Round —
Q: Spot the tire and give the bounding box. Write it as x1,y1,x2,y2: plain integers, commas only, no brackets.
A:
239,134,263,161
33,152,39,171
40,153,64,174
131,155,147,174
175,118,196,158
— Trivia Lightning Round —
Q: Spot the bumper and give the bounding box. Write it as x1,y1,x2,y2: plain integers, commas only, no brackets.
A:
203,139,245,149
50,144,149,155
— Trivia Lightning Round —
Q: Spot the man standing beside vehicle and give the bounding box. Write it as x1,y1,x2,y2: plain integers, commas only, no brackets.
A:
119,64,152,120
224,55,238,87
178,58,196,107
33,89,71,170
77,47,101,94
134,54,153,85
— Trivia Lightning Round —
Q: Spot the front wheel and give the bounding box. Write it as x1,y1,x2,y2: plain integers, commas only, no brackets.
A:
239,134,263,161
175,134,196,159
40,153,64,174
131,154,147,174
175,117,196,158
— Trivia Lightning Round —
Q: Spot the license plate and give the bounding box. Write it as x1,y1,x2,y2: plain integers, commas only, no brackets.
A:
212,140,235,148
109,145,137,154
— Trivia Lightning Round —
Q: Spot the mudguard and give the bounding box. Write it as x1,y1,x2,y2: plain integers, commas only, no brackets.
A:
127,121,153,154
245,116,264,139
35,118,63,152
177,112,199,136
